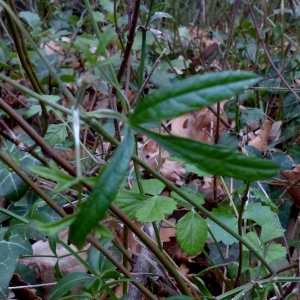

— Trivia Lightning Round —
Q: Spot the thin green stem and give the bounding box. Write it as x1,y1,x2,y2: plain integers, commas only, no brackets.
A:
91,121,274,274
234,182,250,288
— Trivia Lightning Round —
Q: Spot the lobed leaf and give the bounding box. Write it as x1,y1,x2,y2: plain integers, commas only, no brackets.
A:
130,71,260,125
135,196,177,222
69,127,135,249
115,190,149,219
133,126,279,181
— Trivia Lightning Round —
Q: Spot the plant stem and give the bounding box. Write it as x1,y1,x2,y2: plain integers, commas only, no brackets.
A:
92,121,274,274
234,182,250,288
0,148,158,300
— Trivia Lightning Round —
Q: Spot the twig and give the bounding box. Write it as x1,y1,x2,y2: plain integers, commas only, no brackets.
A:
247,0,300,102
131,48,167,108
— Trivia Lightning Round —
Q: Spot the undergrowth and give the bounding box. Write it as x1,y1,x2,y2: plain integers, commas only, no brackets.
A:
0,0,300,299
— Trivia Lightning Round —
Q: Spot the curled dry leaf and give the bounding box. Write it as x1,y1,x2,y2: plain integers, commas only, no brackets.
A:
160,160,186,186
171,108,216,143
248,120,272,151
9,274,41,300
269,121,282,144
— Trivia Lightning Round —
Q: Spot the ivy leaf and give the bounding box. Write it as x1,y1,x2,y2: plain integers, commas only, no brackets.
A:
19,11,42,35
130,179,165,195
176,210,207,256
130,71,260,125
243,203,278,226
206,207,238,245
115,190,149,219
260,223,285,244
69,127,135,249
0,228,33,299
133,127,279,181
0,135,42,201
48,272,93,300
135,196,176,222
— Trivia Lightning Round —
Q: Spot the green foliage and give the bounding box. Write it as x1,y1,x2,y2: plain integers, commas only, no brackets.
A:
135,195,177,222
0,135,42,201
129,71,260,125
133,126,279,181
69,127,135,249
48,272,93,300
0,228,33,299
176,210,207,256
206,207,239,245
0,0,299,298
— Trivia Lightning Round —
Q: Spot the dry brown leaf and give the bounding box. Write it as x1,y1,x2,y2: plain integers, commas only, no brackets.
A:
160,218,176,242
248,120,272,151
268,121,282,143
19,229,89,299
179,263,189,276
160,160,186,185
9,274,41,300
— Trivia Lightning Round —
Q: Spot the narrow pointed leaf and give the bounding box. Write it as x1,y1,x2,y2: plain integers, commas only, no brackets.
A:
176,210,207,256
69,127,135,249
133,126,279,181
48,272,92,300
130,71,260,125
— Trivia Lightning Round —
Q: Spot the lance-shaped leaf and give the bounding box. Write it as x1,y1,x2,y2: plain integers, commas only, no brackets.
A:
129,71,260,125
133,126,279,181
69,127,135,249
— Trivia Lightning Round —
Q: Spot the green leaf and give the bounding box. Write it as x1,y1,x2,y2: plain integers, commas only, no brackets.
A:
243,232,287,263
130,179,165,195
260,223,285,244
171,191,204,207
206,207,238,245
38,214,76,237
133,127,279,181
150,12,174,23
252,189,278,212
30,161,79,193
19,11,42,35
218,133,238,150
115,190,149,219
0,228,32,299
0,135,42,201
185,164,212,177
176,210,207,256
88,238,116,274
69,127,135,249
286,144,300,164
192,276,213,298
129,71,260,125
136,196,177,222
165,297,193,300
44,124,68,147
243,203,278,226
48,272,93,300
92,11,105,22
240,108,262,127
